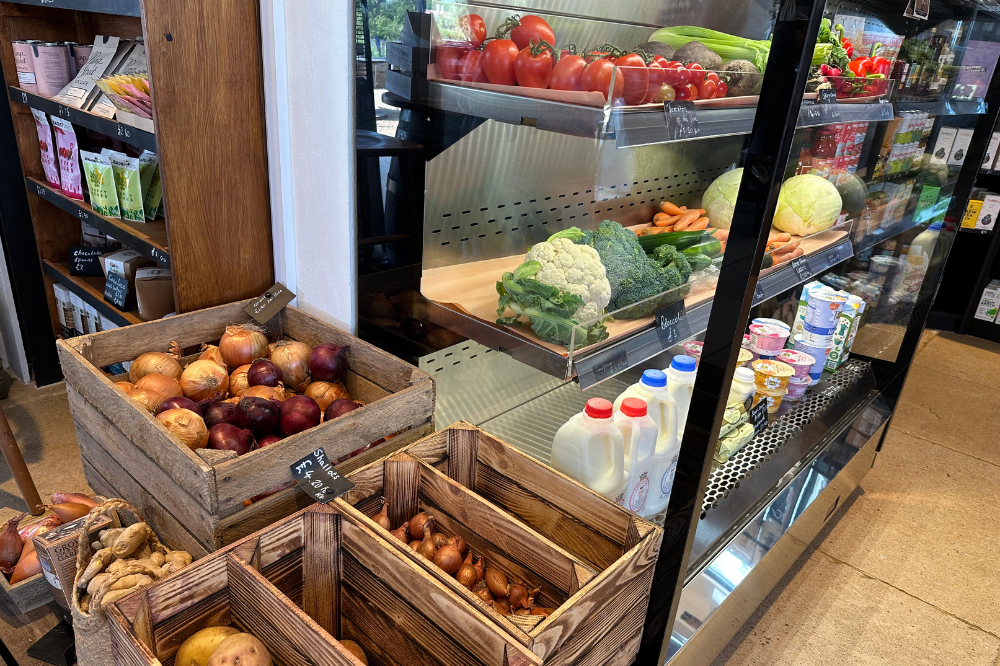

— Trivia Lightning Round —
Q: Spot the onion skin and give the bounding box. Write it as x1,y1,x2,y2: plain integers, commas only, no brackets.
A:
247,359,283,388
157,409,209,450
128,351,182,383
180,360,230,402
408,512,434,541
309,343,350,383
279,395,321,437
234,397,281,438
449,535,467,557
0,512,26,573
269,340,312,391
157,396,201,415
220,325,269,368
18,514,61,542
241,385,285,402
433,541,463,574
51,492,97,508
415,524,437,560
258,435,282,447
456,553,478,589
198,344,228,370
485,568,508,598
324,399,360,422
303,381,350,411
208,423,255,456
113,381,134,395
203,401,238,428
128,388,164,413
373,499,391,531
229,364,252,396
47,503,91,523
134,373,184,401
389,522,409,543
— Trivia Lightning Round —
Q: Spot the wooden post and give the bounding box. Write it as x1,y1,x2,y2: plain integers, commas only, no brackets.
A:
0,405,42,515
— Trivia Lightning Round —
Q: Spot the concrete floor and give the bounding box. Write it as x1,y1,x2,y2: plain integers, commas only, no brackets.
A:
0,331,996,664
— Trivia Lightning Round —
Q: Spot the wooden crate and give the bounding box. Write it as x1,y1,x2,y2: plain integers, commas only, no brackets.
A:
0,513,63,614
56,300,435,556
336,423,662,665
107,504,540,666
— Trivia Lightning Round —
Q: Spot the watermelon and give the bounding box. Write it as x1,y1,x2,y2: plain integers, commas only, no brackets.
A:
835,173,868,218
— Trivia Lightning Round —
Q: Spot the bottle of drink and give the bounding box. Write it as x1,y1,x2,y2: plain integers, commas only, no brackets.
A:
613,398,657,515
666,355,698,437
550,398,628,506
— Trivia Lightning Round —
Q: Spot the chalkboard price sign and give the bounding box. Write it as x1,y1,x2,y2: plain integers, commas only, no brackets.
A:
663,101,699,141
655,300,690,346
70,246,104,277
817,88,839,104
290,447,356,504
104,272,129,310
749,397,770,435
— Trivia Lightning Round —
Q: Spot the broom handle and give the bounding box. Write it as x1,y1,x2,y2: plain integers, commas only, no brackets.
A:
0,405,43,515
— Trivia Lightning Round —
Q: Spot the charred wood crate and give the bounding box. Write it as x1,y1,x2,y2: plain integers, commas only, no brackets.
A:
336,422,663,666
56,300,435,557
107,504,541,666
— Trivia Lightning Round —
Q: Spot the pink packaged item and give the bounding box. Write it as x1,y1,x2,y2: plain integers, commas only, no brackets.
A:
785,376,810,400
682,341,703,365
748,323,790,352
50,116,83,200
776,349,815,379
31,109,60,189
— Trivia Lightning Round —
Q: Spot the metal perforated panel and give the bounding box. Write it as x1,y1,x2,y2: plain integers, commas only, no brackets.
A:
423,120,743,268
701,360,871,517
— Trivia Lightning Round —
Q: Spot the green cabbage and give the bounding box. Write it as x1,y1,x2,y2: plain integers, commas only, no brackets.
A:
773,174,843,236
702,168,743,230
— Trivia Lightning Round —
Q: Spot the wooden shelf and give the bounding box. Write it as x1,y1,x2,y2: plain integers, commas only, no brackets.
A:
27,177,170,267
8,86,155,151
42,259,142,326
3,0,140,16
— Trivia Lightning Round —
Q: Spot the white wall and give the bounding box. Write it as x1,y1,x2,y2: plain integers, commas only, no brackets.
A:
261,0,357,333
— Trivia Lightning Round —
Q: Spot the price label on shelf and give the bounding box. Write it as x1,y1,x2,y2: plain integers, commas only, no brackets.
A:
790,256,811,280
291,448,356,504
593,349,629,382
749,397,769,435
826,248,842,265
663,101,699,141
817,88,839,104
245,282,296,324
799,100,823,122
754,282,766,303
104,272,129,310
69,246,104,277
654,300,690,347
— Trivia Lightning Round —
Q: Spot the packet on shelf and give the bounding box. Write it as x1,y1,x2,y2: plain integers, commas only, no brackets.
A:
81,150,120,218
107,150,145,221
32,109,60,189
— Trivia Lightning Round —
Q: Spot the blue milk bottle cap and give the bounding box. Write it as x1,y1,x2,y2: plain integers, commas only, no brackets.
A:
670,355,697,373
929,221,943,231
641,369,667,388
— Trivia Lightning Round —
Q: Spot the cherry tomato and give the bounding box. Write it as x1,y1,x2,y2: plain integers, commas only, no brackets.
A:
510,15,555,51
705,72,720,84
438,41,471,80
685,83,699,100
654,83,676,102
652,55,670,68
483,39,520,85
644,60,665,103
458,14,487,48
514,42,554,89
661,62,682,86
615,54,649,105
697,79,717,99
550,54,587,91
460,48,488,83
687,63,705,84
675,83,698,101
581,58,625,102
716,81,728,98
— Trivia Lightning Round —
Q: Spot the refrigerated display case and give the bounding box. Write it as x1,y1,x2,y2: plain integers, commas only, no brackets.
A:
357,0,1000,662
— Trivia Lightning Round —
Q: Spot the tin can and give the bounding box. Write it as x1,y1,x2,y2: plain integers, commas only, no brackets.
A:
12,40,41,94
72,44,93,73
60,42,80,77
31,42,72,98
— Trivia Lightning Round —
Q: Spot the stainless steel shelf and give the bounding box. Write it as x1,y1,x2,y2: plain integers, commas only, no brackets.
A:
894,98,988,115
4,0,140,15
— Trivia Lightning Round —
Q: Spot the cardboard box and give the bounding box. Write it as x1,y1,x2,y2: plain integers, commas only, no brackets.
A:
33,512,118,615
134,268,175,321
984,131,1000,170
948,128,974,166
931,127,958,165
976,193,1000,231
975,280,1000,322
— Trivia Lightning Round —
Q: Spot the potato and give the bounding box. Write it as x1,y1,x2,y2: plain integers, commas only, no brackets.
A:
175,626,240,666
207,633,272,666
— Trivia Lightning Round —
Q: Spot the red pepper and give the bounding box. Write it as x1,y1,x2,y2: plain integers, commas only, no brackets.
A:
842,37,854,59
866,42,891,76
849,57,872,77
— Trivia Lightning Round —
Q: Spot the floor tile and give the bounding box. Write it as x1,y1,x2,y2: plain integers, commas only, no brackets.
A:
912,332,1000,389
893,364,1000,465
713,549,1000,666
817,429,1000,636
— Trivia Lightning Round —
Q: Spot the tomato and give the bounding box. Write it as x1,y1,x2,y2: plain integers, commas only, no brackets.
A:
661,62,682,86
514,42,554,89
654,84,676,102
438,41,471,80
685,83,699,100
483,39,520,85
644,60,665,103
550,54,587,91
675,83,698,101
705,72,719,84
687,63,705,84
460,48,488,83
716,81,728,98
458,14,487,48
697,78,717,99
615,54,648,105
581,58,624,102
652,55,670,68
510,15,555,51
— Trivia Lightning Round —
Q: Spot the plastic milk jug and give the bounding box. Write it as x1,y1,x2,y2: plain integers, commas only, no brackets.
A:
613,369,678,450
666,355,698,437
613,398,658,515
551,398,629,506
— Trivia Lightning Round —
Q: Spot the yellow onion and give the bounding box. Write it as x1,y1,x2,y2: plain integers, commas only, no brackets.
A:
129,351,182,383
128,388,164,413
198,344,227,370
157,408,208,449
180,360,230,402
268,340,311,391
230,364,252,396
113,381,134,395
134,373,183,402
241,385,285,401
219,325,268,368
303,381,350,411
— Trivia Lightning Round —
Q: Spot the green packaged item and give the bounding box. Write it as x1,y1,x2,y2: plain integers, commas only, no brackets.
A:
718,403,748,438
80,150,120,218
107,150,145,221
143,160,163,220
715,423,756,463
138,150,157,197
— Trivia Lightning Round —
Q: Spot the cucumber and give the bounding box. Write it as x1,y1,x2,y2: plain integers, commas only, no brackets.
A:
761,253,774,268
638,229,711,253
682,237,723,257
686,253,712,272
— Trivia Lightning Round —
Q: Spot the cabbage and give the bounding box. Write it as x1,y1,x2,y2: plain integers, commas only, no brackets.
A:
773,174,842,236
702,168,743,230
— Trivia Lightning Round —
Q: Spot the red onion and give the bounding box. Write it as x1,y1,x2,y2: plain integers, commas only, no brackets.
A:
203,401,238,428
208,423,255,456
0,512,25,573
279,395,321,436
258,435,282,447
309,343,350,382
325,398,361,422
157,396,202,415
234,397,281,437
247,359,283,388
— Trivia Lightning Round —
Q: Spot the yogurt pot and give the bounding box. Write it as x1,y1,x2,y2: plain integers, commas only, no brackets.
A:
682,341,703,365
749,323,790,352
776,349,816,379
785,376,810,401
750,349,777,363
752,317,791,331
797,327,834,349
751,359,795,394
802,320,837,336
868,255,897,287
792,334,829,384
737,348,753,367
741,334,751,350
804,291,848,330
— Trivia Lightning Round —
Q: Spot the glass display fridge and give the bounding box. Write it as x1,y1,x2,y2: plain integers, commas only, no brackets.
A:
356,0,1000,662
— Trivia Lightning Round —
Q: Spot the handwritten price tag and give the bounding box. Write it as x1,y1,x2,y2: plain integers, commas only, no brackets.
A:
655,299,690,347
754,282,767,303
104,272,129,310
790,256,811,280
749,397,770,435
290,448,356,504
69,246,104,277
663,101,699,141
244,282,295,324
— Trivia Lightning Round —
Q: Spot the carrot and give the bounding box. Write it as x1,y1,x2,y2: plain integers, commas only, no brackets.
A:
678,206,688,212
771,240,802,255
719,240,727,252
653,212,669,226
709,229,729,241
660,201,685,216
768,231,792,243
766,240,789,253
772,247,804,264
688,217,709,231
657,214,681,227
674,210,701,230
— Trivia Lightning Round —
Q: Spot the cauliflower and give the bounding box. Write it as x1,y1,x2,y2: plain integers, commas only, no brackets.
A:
525,235,611,323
